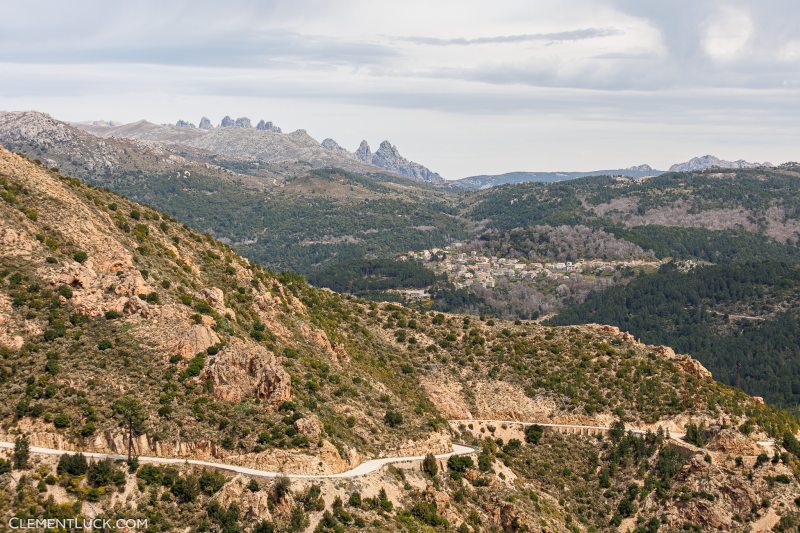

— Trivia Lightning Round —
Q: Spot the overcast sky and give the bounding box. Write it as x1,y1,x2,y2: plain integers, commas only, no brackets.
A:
1,0,798,178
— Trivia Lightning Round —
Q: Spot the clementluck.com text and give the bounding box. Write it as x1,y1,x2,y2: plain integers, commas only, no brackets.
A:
9,518,149,530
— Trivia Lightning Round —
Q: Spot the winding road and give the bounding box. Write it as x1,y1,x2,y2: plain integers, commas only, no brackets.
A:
0,419,774,480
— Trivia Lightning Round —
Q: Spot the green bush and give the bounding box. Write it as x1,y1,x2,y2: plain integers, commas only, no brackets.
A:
87,459,124,487
199,470,227,495
383,410,403,427
525,424,544,444
72,251,88,264
57,453,88,476
57,285,73,299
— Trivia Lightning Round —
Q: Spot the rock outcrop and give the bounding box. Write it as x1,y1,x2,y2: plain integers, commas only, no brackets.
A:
669,155,773,172
354,140,445,183
355,140,372,163
198,116,212,129
256,120,282,133
175,120,195,128
202,338,291,405
234,117,252,128
220,115,235,128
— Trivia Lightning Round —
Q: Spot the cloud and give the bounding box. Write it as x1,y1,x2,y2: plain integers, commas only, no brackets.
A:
397,28,624,46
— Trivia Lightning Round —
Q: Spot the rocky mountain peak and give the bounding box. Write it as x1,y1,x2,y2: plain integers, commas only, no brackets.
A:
368,140,445,183
669,155,773,172
625,164,653,172
198,117,212,129
175,120,196,128
220,116,234,128
234,117,252,128
320,138,355,159
355,140,372,163
255,120,282,133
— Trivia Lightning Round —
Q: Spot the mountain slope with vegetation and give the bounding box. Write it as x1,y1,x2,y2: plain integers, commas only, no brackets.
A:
3,147,800,530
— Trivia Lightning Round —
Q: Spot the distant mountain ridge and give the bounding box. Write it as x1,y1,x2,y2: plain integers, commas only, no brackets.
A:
347,139,444,184
668,154,773,172
77,116,444,183
454,164,662,190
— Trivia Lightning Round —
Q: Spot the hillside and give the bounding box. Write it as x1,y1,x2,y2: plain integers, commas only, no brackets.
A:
3,147,800,530
0,112,467,275
453,165,662,189
75,118,445,184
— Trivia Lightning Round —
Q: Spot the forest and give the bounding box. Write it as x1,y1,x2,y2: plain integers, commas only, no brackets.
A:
551,261,800,408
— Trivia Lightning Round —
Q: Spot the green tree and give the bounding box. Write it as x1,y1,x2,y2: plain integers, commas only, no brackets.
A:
13,435,30,469
524,424,544,444
112,395,146,462
422,453,439,477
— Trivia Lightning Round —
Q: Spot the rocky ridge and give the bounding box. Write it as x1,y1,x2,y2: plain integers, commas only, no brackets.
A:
669,154,773,172
349,139,445,183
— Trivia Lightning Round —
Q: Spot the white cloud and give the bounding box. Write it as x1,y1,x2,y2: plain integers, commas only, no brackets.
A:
703,7,753,61
0,0,797,176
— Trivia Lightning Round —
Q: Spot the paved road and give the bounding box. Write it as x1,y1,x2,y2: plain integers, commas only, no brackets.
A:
0,441,476,480
0,418,774,480
449,418,775,448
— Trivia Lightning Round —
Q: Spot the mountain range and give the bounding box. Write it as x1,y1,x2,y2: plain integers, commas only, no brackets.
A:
454,156,775,190
75,115,445,184
453,164,662,190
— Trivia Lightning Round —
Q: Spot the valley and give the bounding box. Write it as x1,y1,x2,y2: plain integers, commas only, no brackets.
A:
2,114,800,530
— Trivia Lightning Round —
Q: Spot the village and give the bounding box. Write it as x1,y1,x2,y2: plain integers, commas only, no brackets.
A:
401,244,663,290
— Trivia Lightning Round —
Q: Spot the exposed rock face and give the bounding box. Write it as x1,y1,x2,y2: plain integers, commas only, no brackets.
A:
171,324,221,358
320,138,355,159
220,116,235,128
355,140,372,163
354,140,445,183
294,415,323,441
198,117,212,129
175,120,195,128
234,117,252,128
669,155,773,172
255,120,282,133
706,429,762,455
202,338,291,404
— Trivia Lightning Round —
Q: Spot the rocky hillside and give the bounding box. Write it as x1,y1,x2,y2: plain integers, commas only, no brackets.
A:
76,116,445,183
0,112,466,275
669,154,773,172
75,117,380,176
352,140,445,184
3,146,800,530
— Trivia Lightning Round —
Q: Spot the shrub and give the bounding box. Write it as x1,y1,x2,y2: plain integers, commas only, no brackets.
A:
57,285,73,299
383,410,403,427
348,491,362,507
447,456,474,480
104,310,122,320
87,459,124,487
183,354,205,378
171,474,200,502
411,501,448,527
199,469,227,495
97,340,113,351
72,251,88,264
684,423,706,447
57,453,88,476
524,424,544,444
13,436,29,469
422,453,438,477
53,413,70,429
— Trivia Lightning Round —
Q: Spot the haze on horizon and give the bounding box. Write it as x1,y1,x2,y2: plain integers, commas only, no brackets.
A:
1,0,798,178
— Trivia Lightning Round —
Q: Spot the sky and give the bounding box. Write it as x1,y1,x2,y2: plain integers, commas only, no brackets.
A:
1,0,798,178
